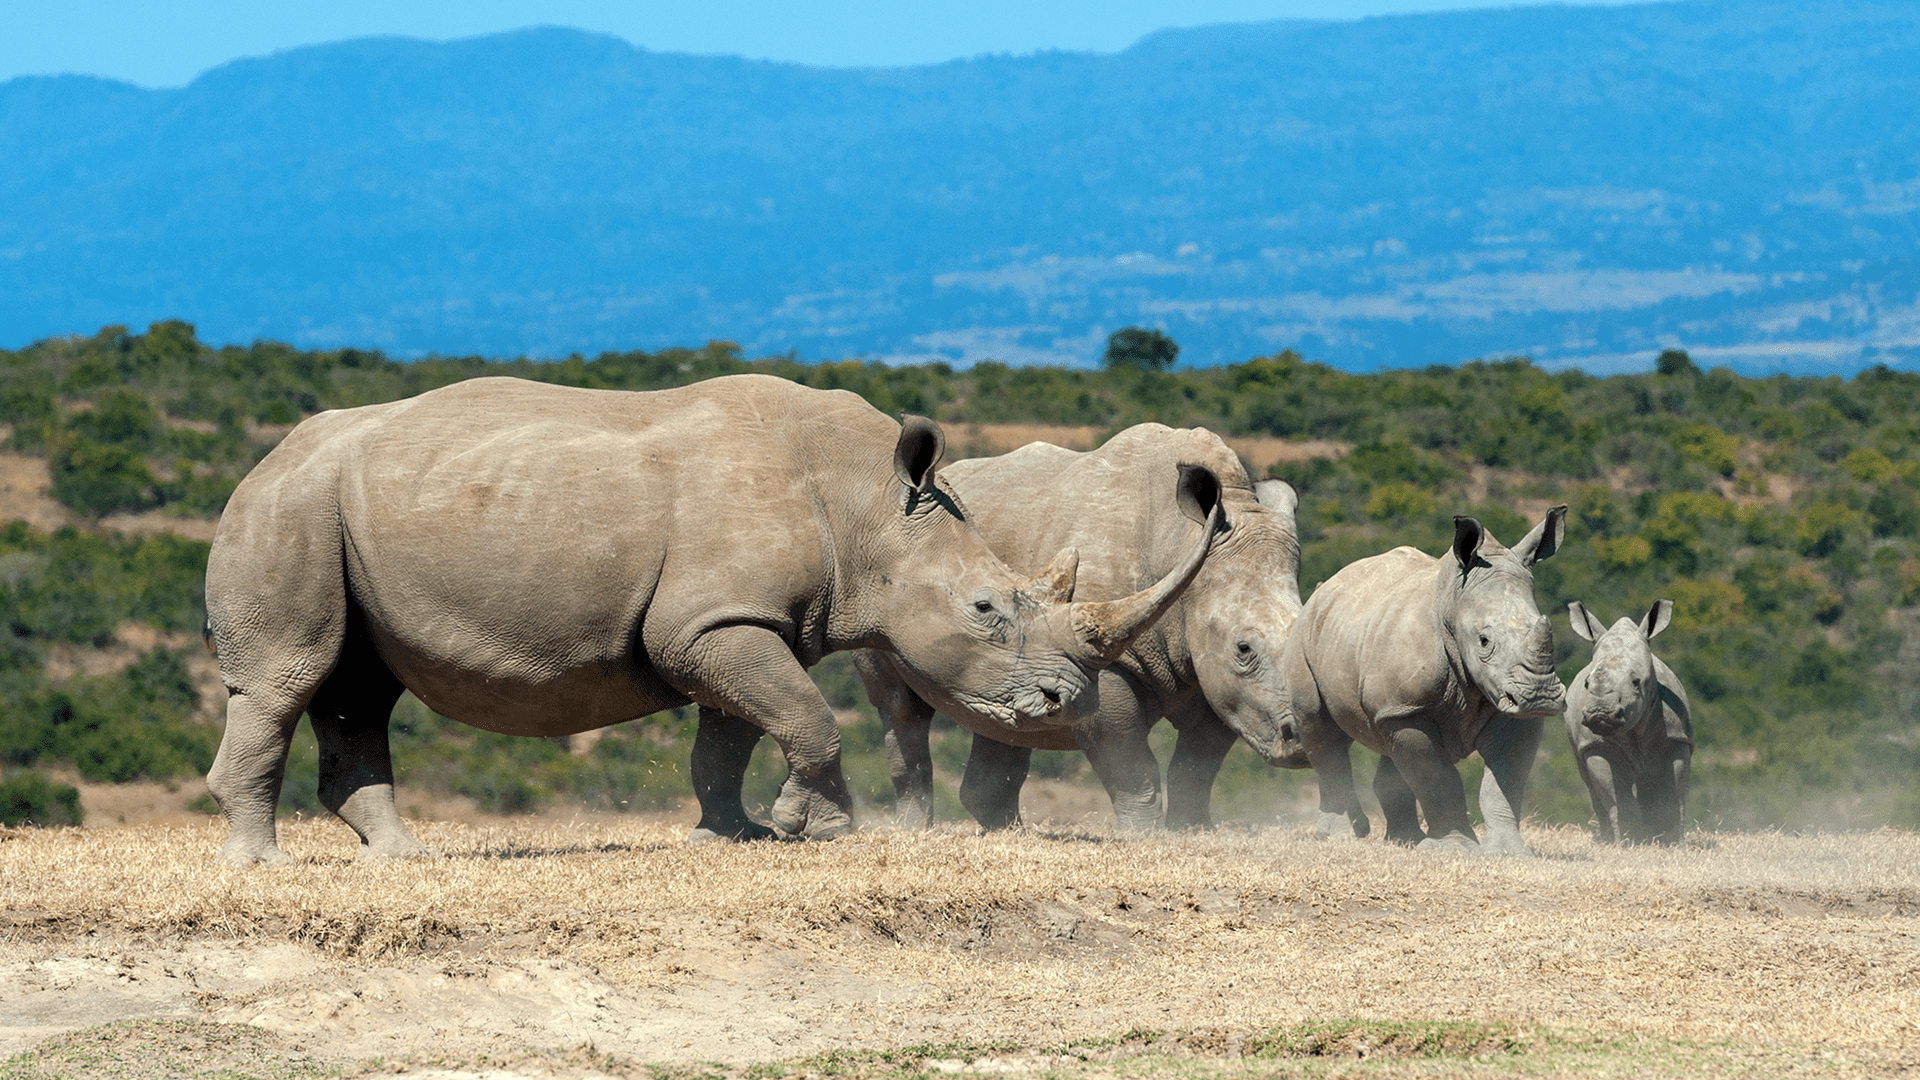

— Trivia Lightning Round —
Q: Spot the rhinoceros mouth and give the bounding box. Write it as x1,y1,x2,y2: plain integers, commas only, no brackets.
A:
1582,711,1630,736
1494,676,1566,719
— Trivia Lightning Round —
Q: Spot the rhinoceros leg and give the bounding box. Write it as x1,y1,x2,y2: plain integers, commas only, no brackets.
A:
1164,705,1236,830
856,651,937,829
1476,715,1541,856
1305,739,1369,840
1577,746,1633,844
1634,746,1690,845
960,735,1031,830
689,707,778,843
1371,757,1426,845
1382,721,1477,851
674,625,852,840
306,629,430,860
1074,678,1163,830
207,689,308,867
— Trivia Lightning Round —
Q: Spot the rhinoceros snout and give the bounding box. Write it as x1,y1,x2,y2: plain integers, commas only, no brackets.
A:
1583,711,1627,736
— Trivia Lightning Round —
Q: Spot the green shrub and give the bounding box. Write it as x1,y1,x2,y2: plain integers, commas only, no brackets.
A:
0,770,83,826
50,437,158,517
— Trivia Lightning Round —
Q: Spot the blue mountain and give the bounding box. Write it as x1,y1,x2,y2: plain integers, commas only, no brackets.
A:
3,0,1916,372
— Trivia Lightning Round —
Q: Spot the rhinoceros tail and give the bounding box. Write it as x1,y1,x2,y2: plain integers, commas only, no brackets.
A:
202,619,217,658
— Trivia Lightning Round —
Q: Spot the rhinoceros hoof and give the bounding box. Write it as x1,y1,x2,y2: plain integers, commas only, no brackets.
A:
1314,811,1365,841
687,821,781,845
1382,826,1427,846
1416,831,1480,854
1478,832,1535,857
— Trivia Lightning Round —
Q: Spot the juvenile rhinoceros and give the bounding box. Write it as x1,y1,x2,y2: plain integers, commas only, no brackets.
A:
853,424,1302,831
1565,599,1692,844
1283,508,1568,854
202,375,1219,865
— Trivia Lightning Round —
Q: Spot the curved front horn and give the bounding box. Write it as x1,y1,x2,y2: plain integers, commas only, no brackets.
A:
1070,500,1224,663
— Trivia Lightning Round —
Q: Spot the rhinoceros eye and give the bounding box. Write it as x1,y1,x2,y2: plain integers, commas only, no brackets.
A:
974,599,995,614
1236,641,1252,655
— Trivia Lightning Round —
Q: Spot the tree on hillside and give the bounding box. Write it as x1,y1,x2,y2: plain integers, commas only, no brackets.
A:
1657,348,1700,377
1103,327,1179,372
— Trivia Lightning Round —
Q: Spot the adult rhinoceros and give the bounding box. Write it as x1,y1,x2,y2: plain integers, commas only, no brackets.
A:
1565,599,1692,844
1283,508,1567,854
854,424,1301,831
202,375,1219,865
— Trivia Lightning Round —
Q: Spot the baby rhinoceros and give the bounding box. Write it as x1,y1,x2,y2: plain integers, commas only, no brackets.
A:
1564,599,1693,845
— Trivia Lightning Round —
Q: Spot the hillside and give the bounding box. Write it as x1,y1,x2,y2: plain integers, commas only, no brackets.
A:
3,322,1918,835
2,1,1917,371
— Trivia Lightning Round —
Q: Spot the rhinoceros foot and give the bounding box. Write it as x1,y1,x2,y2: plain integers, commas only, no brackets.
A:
1477,829,1534,857
1383,822,1427,846
215,838,293,868
1416,830,1480,854
1314,811,1367,841
771,767,855,840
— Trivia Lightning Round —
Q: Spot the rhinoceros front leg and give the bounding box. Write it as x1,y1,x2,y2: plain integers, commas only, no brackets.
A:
960,735,1032,830
855,651,936,829
1164,705,1236,830
676,625,852,841
1307,738,1369,840
1633,746,1690,845
1577,746,1633,844
1382,721,1477,851
689,707,778,843
306,643,430,860
1371,756,1426,845
1074,686,1163,831
1476,715,1542,856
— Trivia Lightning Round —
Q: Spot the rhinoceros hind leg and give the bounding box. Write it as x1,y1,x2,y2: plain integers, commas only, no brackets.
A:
1371,756,1427,845
960,735,1031,831
1164,709,1236,830
690,707,780,842
208,688,307,867
857,652,937,829
307,631,432,860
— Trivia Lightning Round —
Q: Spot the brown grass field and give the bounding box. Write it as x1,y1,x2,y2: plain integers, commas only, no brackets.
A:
3,817,1917,1079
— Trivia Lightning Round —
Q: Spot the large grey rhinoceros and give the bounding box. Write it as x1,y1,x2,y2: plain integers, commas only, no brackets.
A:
1565,599,1692,844
202,375,1219,865
853,424,1302,831
1283,507,1568,854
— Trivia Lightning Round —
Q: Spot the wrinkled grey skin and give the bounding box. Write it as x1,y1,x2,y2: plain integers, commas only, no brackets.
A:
855,424,1302,831
202,375,1218,865
1565,599,1693,844
1283,507,1568,855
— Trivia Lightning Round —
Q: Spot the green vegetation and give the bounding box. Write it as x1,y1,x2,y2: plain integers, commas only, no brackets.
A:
3,324,1919,832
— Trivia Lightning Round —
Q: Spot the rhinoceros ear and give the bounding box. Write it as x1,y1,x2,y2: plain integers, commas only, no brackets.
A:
1567,601,1604,643
1513,504,1568,567
1176,463,1227,533
1254,478,1298,518
1642,599,1674,640
1451,516,1485,576
893,415,945,496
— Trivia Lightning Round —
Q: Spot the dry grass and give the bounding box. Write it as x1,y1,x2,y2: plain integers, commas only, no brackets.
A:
3,819,1918,1076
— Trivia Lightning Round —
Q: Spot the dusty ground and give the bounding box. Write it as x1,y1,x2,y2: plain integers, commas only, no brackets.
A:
2,819,1917,1078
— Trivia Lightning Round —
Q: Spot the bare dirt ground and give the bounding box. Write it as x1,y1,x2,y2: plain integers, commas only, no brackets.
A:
3,819,1917,1078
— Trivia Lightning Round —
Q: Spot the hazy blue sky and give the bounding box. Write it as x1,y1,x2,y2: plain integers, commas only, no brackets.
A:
5,0,1648,86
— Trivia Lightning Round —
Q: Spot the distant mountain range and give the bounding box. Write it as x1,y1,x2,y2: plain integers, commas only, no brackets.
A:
3,0,1917,373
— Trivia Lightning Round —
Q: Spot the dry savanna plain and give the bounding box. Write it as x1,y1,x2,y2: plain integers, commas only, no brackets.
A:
2,814,1918,1080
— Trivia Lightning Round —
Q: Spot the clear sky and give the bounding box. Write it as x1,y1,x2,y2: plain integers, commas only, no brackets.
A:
5,0,1638,87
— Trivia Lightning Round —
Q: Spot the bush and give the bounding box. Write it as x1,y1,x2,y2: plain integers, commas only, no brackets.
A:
0,770,83,826
50,437,158,517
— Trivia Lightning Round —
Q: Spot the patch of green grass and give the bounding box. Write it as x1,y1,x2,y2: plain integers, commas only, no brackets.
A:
0,1020,340,1080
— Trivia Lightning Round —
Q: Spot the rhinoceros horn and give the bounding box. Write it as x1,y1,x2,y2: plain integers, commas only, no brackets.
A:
1070,471,1226,663
1525,614,1555,667
1025,547,1081,605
